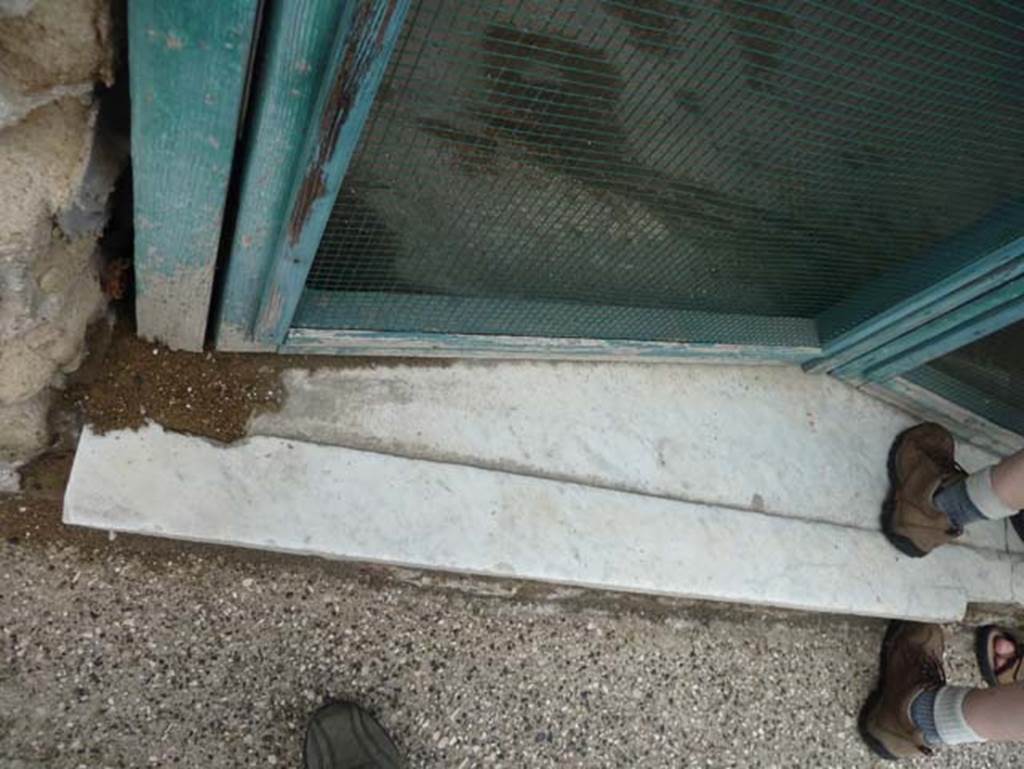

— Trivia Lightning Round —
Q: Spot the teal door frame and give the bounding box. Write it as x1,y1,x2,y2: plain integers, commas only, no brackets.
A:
129,0,261,352
213,0,347,353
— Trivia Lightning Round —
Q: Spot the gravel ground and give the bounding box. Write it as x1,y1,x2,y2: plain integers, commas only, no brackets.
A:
1,502,1022,768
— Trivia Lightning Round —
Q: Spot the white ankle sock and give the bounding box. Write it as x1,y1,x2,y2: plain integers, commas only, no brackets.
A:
933,686,985,745
966,466,1018,521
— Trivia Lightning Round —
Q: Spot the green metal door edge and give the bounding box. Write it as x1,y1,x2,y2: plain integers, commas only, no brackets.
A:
836,279,1024,384
214,0,346,352
129,0,260,351
249,0,412,347
804,202,1024,444
806,201,1024,376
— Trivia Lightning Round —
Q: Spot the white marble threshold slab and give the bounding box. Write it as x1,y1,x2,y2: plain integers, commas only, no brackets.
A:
64,423,1022,623
251,363,1011,553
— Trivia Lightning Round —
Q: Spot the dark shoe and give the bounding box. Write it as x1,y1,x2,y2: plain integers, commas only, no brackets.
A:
976,625,1024,687
860,621,945,760
882,423,967,557
304,701,403,769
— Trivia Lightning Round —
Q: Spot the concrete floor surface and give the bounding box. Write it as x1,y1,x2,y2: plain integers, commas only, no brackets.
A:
1,516,1021,769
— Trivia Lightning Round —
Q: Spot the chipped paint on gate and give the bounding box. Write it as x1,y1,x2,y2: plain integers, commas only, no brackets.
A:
288,1,400,246
248,0,411,346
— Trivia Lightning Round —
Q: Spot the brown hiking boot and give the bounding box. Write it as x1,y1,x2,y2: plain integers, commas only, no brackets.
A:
882,423,967,557
860,621,946,760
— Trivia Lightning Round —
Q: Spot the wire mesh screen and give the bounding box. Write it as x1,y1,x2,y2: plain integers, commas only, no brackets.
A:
294,0,1024,345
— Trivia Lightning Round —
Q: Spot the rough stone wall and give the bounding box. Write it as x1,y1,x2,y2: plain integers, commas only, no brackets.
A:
0,0,119,489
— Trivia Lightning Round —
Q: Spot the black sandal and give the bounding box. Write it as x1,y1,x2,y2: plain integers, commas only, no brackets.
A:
976,625,1024,687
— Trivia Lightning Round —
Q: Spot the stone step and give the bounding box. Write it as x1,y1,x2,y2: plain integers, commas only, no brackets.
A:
250,361,1014,553
64,422,1022,622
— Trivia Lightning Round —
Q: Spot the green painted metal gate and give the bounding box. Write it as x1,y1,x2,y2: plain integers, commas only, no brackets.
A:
129,0,1024,446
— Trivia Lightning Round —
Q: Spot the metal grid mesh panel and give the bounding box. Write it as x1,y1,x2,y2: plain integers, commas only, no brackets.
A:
296,0,1024,343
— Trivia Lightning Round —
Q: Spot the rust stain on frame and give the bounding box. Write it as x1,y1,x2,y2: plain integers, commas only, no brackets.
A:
288,0,400,247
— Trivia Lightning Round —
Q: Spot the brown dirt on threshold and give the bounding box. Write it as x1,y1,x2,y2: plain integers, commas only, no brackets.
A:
58,319,451,444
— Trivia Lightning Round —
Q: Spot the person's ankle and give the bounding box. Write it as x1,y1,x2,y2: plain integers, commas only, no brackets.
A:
976,465,1022,518
933,466,1019,529
910,686,986,748
910,688,943,747
933,479,985,530
992,462,1024,511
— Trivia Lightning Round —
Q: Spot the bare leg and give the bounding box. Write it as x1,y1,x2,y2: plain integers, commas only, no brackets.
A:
992,450,1024,510
965,683,1024,741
